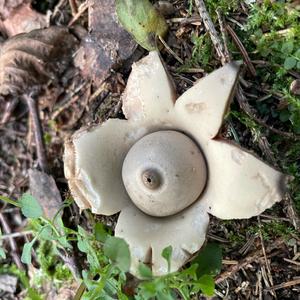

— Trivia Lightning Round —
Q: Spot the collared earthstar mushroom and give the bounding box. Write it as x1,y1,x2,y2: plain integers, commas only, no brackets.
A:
64,51,287,276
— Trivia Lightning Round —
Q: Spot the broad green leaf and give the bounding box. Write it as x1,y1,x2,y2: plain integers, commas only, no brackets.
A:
281,41,294,54
157,291,174,300
39,226,55,241
116,0,168,51
0,247,6,259
193,243,222,277
138,263,152,279
294,49,300,59
297,61,300,70
19,193,43,219
103,236,131,272
94,222,109,243
57,236,72,249
77,237,90,253
0,229,5,259
284,57,297,70
161,245,172,273
198,275,215,296
21,241,35,264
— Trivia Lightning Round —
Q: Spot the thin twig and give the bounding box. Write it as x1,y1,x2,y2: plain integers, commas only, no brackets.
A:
158,36,184,64
0,230,32,240
68,1,89,27
215,238,284,284
216,9,231,62
257,216,276,297
265,278,300,291
194,0,226,64
226,24,256,77
69,0,78,15
285,194,300,230
22,94,48,173
0,213,24,270
0,97,19,125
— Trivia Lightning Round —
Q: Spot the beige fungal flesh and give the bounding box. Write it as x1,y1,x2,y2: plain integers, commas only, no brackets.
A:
64,51,287,277
122,130,207,217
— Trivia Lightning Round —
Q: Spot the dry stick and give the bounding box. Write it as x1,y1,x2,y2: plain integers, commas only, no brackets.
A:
0,97,19,125
266,278,300,291
216,9,231,62
194,0,227,65
158,36,184,64
68,1,89,27
69,0,78,15
215,238,284,284
257,216,276,297
0,213,24,270
0,230,32,240
285,194,300,231
22,94,48,173
226,24,256,77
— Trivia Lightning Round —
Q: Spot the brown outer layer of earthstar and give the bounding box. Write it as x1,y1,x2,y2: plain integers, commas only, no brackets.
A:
64,51,288,276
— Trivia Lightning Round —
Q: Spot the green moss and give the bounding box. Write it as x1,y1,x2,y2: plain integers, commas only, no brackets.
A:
36,240,72,281
248,220,297,241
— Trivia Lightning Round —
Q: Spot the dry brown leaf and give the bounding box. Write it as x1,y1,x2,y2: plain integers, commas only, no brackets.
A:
28,169,62,220
0,0,48,37
0,3,48,37
0,0,27,20
74,0,136,86
0,26,78,96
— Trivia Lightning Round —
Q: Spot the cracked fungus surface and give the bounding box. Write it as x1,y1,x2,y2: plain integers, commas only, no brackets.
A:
64,51,287,276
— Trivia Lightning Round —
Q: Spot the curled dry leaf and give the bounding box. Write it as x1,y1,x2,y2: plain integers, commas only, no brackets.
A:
0,26,78,97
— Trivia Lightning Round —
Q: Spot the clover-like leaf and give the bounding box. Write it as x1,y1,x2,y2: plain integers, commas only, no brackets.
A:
103,236,131,272
21,240,35,264
284,57,297,70
19,193,43,219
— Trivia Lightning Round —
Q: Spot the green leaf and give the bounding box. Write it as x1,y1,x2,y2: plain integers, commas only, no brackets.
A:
103,237,131,272
0,247,6,259
77,237,90,253
198,275,215,296
116,0,168,51
39,226,55,241
94,222,109,243
297,61,300,70
279,109,290,122
161,245,172,273
57,236,72,249
21,241,35,264
19,193,43,219
138,263,152,279
284,57,297,70
294,49,300,59
281,41,294,54
193,243,222,277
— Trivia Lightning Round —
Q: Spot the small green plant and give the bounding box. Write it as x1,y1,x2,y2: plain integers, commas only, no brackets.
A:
0,194,222,299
